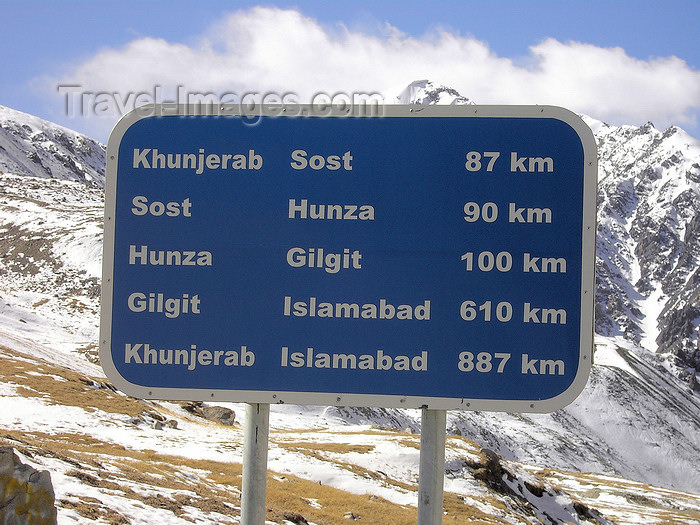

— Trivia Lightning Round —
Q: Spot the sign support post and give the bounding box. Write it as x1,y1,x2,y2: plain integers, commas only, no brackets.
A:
241,403,270,525
418,408,447,524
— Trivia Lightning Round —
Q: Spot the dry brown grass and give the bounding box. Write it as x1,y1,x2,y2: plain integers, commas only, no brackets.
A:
277,440,375,455
267,475,417,525
0,347,144,417
59,496,131,524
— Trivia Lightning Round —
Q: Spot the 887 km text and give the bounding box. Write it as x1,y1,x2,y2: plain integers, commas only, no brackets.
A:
458,351,565,376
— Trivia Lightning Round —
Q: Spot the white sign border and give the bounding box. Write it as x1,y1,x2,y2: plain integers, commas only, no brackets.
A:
100,103,597,413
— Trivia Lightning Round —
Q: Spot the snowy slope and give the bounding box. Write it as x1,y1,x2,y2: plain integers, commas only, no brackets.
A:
0,173,103,370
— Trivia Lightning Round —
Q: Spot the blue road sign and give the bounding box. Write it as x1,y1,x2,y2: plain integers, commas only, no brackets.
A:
100,104,596,411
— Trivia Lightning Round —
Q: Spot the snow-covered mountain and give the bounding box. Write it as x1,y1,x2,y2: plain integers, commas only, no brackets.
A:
1,89,700,523
0,105,105,187
591,116,700,386
386,79,475,105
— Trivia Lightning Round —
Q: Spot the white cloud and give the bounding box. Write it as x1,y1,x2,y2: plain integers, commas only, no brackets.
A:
46,6,700,140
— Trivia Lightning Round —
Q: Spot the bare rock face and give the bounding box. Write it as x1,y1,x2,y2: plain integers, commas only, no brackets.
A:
592,118,700,386
0,447,57,525
0,104,106,187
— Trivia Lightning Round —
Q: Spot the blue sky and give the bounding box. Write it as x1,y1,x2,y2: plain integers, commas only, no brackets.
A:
2,0,699,142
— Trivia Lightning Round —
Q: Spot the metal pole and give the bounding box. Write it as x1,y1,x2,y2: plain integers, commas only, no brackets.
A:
241,402,270,525
417,408,446,525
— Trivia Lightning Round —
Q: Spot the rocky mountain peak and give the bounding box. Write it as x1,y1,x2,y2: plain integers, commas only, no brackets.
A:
0,105,105,188
389,79,475,105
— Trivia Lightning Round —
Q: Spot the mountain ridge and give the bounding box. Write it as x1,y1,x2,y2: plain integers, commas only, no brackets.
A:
0,104,105,187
